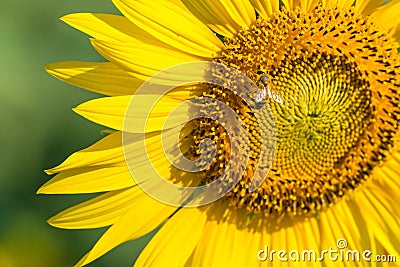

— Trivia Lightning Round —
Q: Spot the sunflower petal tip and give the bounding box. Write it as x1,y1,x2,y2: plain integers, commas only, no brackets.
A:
44,168,55,175
44,63,56,72
59,13,80,23
59,14,69,22
73,253,90,267
36,186,45,195
46,217,56,226
37,182,54,194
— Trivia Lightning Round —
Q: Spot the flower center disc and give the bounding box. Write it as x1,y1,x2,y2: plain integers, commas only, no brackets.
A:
184,5,400,218
270,53,371,179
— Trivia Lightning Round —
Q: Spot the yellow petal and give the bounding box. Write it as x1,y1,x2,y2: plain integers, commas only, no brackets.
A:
318,209,347,265
249,0,279,18
355,0,385,15
75,192,177,266
304,0,320,10
336,0,355,9
90,39,202,78
112,0,224,58
45,131,125,174
45,128,188,173
281,0,320,12
342,195,391,267
61,13,155,43
47,187,138,229
45,62,141,96
266,215,321,267
370,0,400,33
192,203,264,267
73,95,190,132
37,165,134,194
299,0,355,10
357,188,400,257
182,0,255,38
46,84,204,174
393,24,400,46
134,207,207,267
373,152,400,199
281,0,299,10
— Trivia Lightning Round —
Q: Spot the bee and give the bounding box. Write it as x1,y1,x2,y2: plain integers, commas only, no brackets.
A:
255,73,283,104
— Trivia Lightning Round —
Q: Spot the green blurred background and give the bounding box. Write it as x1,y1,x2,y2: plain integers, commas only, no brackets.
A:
0,1,151,266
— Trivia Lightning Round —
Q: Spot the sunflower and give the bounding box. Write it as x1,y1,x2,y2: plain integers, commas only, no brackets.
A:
39,0,400,266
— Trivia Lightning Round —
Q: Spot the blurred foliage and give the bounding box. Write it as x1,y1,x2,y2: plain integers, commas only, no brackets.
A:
0,1,152,266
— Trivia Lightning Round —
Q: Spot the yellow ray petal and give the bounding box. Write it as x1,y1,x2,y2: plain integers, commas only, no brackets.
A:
318,0,353,9
45,62,141,96
75,193,177,266
47,84,205,174
318,207,357,267
305,0,320,10
45,128,187,173
296,218,322,266
61,13,156,43
191,203,264,267
334,199,394,267
357,188,400,257
249,0,279,18
340,196,386,267
281,0,294,10
112,0,224,58
47,187,139,229
281,0,300,10
337,0,355,9
329,206,373,266
370,0,400,33
37,165,134,194
355,0,385,15
134,207,206,267
373,153,400,204
91,39,202,78
73,95,190,132
283,222,304,266
393,24,400,45
60,13,218,81
281,0,321,12
45,131,125,174
182,0,255,38
266,215,321,267
125,130,202,189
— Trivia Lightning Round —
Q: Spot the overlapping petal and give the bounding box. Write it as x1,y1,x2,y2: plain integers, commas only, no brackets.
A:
90,39,202,78
61,13,157,43
112,0,224,58
249,0,279,18
191,203,260,267
355,0,385,15
182,0,255,38
72,95,190,132
45,62,141,96
134,207,207,266
370,0,400,33
74,192,177,266
47,187,139,229
38,165,133,194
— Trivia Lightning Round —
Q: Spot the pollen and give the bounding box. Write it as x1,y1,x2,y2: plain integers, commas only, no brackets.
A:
184,4,400,219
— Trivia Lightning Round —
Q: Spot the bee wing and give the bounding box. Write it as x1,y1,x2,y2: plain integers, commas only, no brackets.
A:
267,86,283,104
